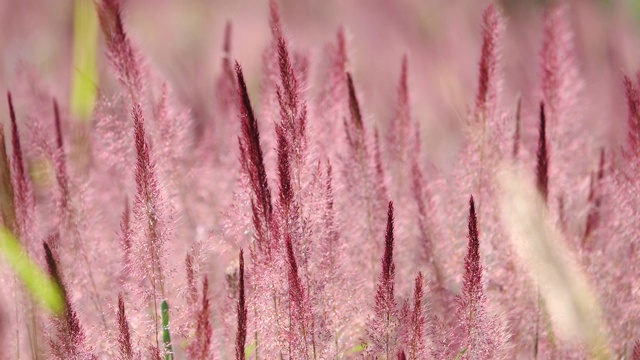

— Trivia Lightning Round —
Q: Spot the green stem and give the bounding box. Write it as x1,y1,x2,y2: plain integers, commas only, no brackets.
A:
161,300,173,360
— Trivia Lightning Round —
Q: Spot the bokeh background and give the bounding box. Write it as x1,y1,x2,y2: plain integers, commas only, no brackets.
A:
2,0,640,167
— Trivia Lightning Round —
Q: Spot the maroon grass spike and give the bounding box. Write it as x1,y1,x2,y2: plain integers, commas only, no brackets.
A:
189,277,212,360
541,3,579,122
319,160,340,273
406,272,426,359
274,23,308,176
7,92,25,188
397,350,407,360
44,241,95,359
185,252,197,308
235,250,247,360
269,0,283,39
0,123,16,232
633,340,640,360
53,100,64,151
149,346,162,360
331,27,348,91
276,124,293,214
345,73,367,157
44,241,64,295
454,195,503,359
7,91,32,240
381,201,395,296
369,201,397,358
285,232,312,357
52,100,70,214
397,55,410,126
118,199,132,281
475,3,500,118
285,234,304,310
536,102,549,203
285,231,316,358
373,129,389,199
411,157,437,282
132,102,166,295
214,21,236,117
463,196,482,306
96,0,143,95
95,0,125,44
117,294,134,360
346,73,364,132
389,55,410,163
130,103,169,356
235,62,274,252
323,161,336,231
624,75,640,154
318,26,348,121
276,34,304,133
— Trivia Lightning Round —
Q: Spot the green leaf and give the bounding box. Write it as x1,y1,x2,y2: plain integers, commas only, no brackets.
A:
71,0,98,120
244,341,257,358
346,342,368,355
632,0,640,23
0,227,64,315
161,300,173,360
454,347,468,360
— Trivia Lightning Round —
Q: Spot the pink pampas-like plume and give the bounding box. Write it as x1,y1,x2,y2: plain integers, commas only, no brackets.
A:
399,272,426,360
7,92,34,248
474,4,503,121
132,103,167,296
187,277,212,360
215,21,237,118
410,139,441,286
285,234,315,359
540,2,581,126
462,196,482,314
367,201,398,359
454,196,505,359
388,55,411,168
118,199,132,284
276,31,308,162
116,294,137,360
96,0,143,98
318,161,341,278
44,241,97,360
185,252,197,310
129,102,173,353
276,124,294,216
235,62,275,256
315,27,349,157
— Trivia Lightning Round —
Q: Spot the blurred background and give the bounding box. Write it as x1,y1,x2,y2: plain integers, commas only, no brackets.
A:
1,0,640,166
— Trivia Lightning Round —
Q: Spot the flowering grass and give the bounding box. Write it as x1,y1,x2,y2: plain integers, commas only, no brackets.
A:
1,0,640,359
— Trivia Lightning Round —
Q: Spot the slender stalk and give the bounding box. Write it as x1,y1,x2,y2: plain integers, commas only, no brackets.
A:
161,300,173,360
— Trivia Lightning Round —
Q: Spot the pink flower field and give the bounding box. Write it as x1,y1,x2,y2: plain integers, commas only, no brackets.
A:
1,0,640,358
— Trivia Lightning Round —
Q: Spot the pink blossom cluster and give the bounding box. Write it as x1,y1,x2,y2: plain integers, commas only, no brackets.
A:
2,0,640,359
